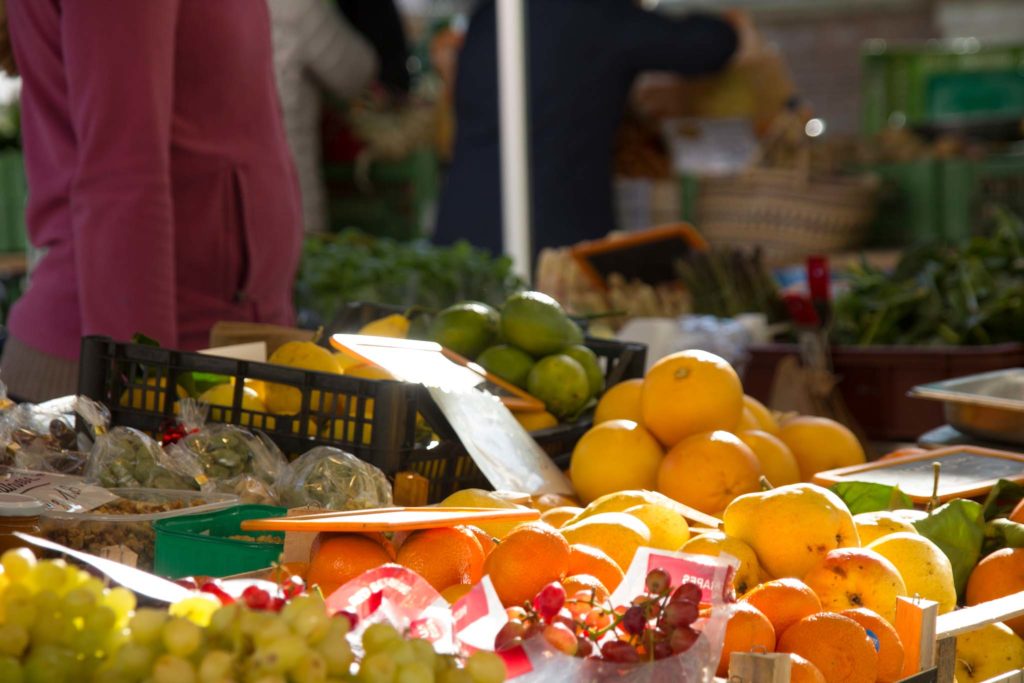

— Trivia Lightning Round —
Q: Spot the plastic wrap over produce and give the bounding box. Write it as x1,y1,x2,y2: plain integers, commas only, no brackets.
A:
79,397,202,490
169,399,287,504
275,446,392,510
618,315,754,374
0,394,88,475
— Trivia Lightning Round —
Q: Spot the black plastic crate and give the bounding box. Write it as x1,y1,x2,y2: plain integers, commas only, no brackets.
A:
78,315,646,501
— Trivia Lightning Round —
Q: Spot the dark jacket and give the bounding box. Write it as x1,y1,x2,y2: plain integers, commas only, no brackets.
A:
434,0,737,258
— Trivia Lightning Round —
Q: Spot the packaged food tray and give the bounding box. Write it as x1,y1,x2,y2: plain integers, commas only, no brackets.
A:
38,488,238,571
153,504,288,579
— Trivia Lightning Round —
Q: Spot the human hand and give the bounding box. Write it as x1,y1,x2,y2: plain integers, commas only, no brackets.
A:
721,9,762,64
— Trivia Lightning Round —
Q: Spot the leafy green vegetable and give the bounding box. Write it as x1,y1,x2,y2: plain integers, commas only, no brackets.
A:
829,481,913,515
981,478,1024,521
294,230,524,329
912,499,986,600
675,247,787,322
984,518,1024,555
832,208,1024,346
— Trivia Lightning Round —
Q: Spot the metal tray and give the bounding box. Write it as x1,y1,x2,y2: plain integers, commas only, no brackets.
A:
908,368,1024,445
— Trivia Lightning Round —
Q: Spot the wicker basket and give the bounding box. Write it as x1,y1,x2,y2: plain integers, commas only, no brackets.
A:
690,160,880,267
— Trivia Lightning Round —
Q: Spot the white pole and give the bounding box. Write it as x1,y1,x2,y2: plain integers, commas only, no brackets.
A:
496,0,532,282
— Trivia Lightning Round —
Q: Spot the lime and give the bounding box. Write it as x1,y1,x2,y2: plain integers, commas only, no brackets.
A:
428,302,500,359
526,354,591,420
476,344,535,389
500,291,583,357
562,344,603,397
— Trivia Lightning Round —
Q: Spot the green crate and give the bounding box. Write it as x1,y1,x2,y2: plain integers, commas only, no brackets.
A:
940,152,1024,242
153,505,287,579
323,148,439,241
861,160,943,247
862,40,1024,136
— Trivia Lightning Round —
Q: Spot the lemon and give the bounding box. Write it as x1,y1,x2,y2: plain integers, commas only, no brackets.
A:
198,383,274,429
358,313,409,338
560,512,651,572
439,489,529,539
624,503,690,550
120,377,187,412
681,531,764,595
513,410,558,432
265,341,343,415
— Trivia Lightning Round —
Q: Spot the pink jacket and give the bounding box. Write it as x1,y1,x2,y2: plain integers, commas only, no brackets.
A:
8,0,303,359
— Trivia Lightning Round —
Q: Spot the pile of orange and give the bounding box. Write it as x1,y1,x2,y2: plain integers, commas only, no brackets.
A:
710,576,906,683
571,349,867,516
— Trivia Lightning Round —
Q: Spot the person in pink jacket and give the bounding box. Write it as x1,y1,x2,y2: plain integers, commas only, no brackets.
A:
0,0,303,401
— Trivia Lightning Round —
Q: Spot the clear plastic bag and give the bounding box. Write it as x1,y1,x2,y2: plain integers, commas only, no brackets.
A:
275,446,392,511
169,399,287,505
79,397,199,490
0,396,88,475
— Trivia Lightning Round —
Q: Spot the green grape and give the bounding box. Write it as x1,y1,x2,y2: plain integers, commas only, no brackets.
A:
252,618,291,650
357,652,397,683
436,668,472,683
289,650,327,683
0,623,28,658
465,652,506,683
56,617,81,649
396,661,434,683
168,595,220,628
152,654,196,683
239,608,275,637
0,655,22,683
361,623,401,655
162,617,202,658
197,649,234,683
104,587,137,621
434,654,457,675
23,644,75,683
248,675,287,683
206,603,241,637
1,549,36,581
325,615,351,641
130,608,169,645
78,577,106,598
84,605,117,633
318,634,353,676
71,628,106,659
29,617,62,648
388,641,416,667
3,598,36,629
61,587,97,617
290,604,331,644
109,642,156,679
407,638,436,669
252,634,308,674
28,560,69,594
32,589,60,616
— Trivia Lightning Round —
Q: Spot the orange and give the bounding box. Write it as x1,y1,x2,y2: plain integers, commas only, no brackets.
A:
742,395,780,435
641,350,744,447
657,430,762,515
777,612,878,683
569,419,664,505
440,584,474,604
483,522,571,607
778,416,866,480
397,526,485,592
593,378,644,425
465,525,497,557
1011,498,1024,524
567,544,624,593
307,533,393,598
716,602,776,677
839,608,905,683
561,574,609,602
965,548,1024,637
741,578,822,638
789,654,827,683
738,429,801,487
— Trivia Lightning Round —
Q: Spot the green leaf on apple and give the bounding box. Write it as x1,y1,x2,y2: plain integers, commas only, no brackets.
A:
913,499,986,600
980,479,1024,521
983,518,1024,555
829,481,914,515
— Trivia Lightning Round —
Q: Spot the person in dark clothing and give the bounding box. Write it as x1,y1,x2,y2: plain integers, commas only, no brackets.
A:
434,0,740,259
336,0,411,95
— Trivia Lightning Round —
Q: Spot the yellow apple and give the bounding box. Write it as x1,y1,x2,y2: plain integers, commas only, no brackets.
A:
853,510,919,545
681,530,764,595
802,548,908,624
955,623,1024,683
623,503,690,550
723,483,860,579
867,532,956,614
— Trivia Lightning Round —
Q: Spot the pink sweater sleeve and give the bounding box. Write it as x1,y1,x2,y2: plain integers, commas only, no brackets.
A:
61,0,181,348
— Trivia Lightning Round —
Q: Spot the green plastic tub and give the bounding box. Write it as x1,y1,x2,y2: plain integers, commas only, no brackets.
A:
153,504,288,579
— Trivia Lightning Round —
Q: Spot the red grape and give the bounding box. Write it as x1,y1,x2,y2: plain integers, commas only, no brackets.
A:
543,623,578,656
601,640,640,663
585,608,612,631
533,582,566,621
496,637,523,653
660,600,698,629
336,610,358,630
241,585,271,610
671,583,702,605
506,606,528,622
494,620,526,650
199,580,234,605
669,626,699,654
175,577,198,591
576,637,594,658
645,568,671,595
620,606,647,636
653,641,673,660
